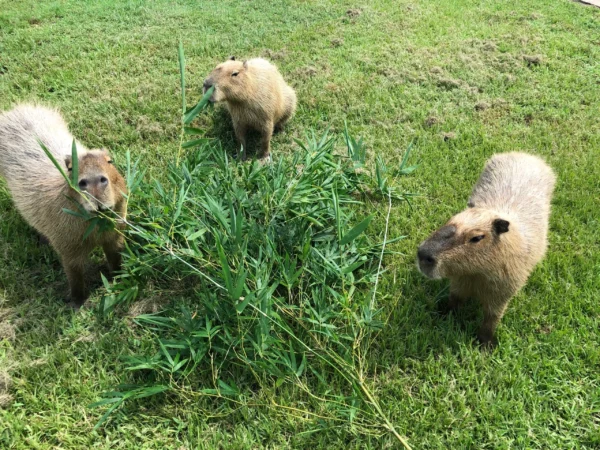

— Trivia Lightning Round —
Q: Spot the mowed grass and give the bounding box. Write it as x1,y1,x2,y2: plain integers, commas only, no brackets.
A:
1,0,599,448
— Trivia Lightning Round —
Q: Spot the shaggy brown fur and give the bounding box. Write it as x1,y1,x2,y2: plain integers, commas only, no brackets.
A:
0,104,127,307
417,152,556,348
203,56,297,161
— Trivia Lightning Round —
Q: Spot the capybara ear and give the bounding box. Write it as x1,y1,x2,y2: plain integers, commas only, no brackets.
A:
64,155,72,171
493,218,510,234
101,149,114,163
229,56,236,61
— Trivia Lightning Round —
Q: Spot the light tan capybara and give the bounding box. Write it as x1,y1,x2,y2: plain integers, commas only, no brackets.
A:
417,152,556,348
0,104,127,307
203,56,297,162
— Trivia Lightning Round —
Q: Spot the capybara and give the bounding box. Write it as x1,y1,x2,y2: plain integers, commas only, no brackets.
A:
0,104,127,307
203,56,297,162
417,152,556,348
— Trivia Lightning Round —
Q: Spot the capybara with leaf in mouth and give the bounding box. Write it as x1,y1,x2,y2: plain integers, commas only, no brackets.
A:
203,56,297,162
0,104,127,307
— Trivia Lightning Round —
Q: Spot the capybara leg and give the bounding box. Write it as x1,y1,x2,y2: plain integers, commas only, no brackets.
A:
64,258,88,308
276,88,296,131
477,299,509,349
103,235,124,275
233,122,248,160
439,292,465,316
276,101,294,130
258,120,274,160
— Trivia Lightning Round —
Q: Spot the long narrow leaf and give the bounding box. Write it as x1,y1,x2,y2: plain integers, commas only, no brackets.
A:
38,139,71,186
340,215,374,246
92,398,123,430
71,139,79,186
178,42,186,114
184,126,206,135
398,141,414,172
183,86,214,125
182,138,210,149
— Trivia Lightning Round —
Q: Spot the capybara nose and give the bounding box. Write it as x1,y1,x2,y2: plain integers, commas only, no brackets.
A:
203,79,213,91
418,247,436,266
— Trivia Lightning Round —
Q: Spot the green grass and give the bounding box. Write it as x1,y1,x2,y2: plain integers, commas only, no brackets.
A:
1,0,599,448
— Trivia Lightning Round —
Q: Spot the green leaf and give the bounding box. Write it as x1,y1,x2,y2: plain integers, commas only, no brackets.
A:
178,41,186,114
235,293,253,314
215,235,233,293
296,353,306,377
89,396,122,408
131,385,170,399
92,398,123,430
341,259,366,274
82,218,98,241
182,138,210,149
184,126,206,135
171,358,189,373
340,215,373,246
398,141,414,172
71,139,79,186
218,379,240,396
183,85,214,124
187,228,208,241
233,269,247,300
61,207,86,218
38,139,71,186
332,188,341,242
159,340,175,366
399,165,418,175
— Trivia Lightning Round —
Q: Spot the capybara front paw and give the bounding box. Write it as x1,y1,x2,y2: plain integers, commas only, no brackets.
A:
66,297,85,310
258,154,272,165
476,331,498,350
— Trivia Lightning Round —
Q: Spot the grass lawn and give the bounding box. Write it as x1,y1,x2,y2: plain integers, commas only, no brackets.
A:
1,0,599,448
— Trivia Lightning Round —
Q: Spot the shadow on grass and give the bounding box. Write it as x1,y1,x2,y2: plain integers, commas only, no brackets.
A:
377,270,483,359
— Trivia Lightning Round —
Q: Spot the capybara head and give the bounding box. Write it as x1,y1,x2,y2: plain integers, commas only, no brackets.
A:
417,208,513,279
203,56,249,103
65,149,126,213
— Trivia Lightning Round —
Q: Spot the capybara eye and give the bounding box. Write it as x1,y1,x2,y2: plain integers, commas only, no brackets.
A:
231,72,239,77
470,235,485,243
107,160,113,164
78,179,88,189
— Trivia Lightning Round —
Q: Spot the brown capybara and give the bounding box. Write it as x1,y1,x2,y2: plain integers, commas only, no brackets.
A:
203,56,297,162
0,104,127,307
417,152,556,348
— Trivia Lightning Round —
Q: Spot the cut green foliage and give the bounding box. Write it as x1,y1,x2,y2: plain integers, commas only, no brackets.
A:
90,45,414,447
100,122,412,445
